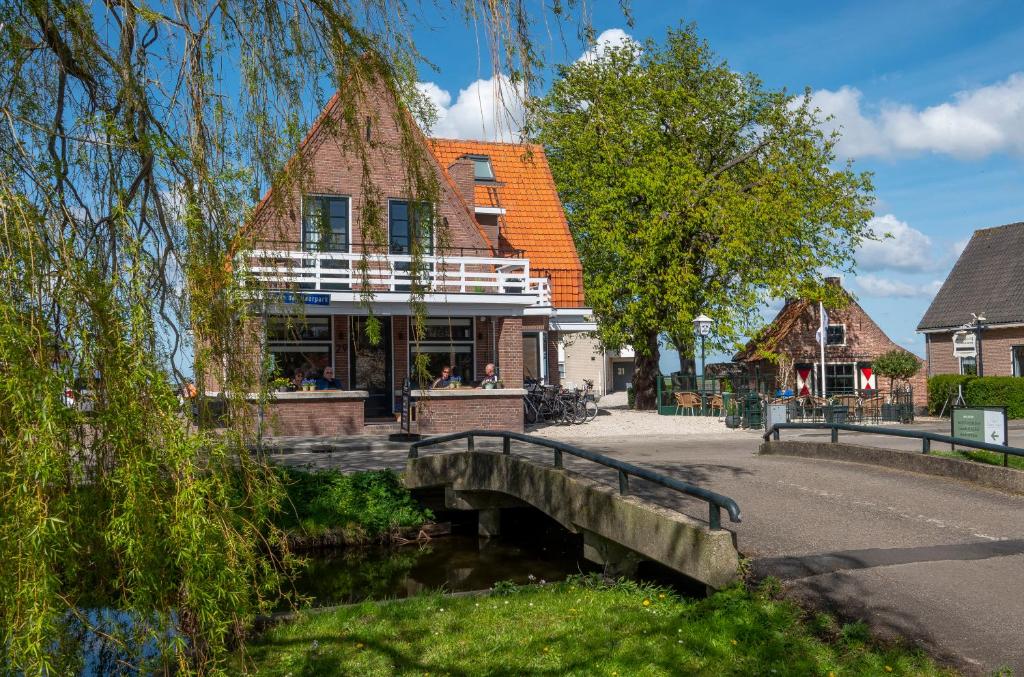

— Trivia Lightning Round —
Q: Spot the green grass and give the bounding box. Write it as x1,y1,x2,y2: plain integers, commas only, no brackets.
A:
934,448,1024,471
238,576,950,676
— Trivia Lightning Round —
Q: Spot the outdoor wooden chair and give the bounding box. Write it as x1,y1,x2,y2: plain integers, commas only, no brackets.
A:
674,391,700,415
708,394,724,417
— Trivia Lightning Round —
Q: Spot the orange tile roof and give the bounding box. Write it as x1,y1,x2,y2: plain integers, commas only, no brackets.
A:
427,138,585,308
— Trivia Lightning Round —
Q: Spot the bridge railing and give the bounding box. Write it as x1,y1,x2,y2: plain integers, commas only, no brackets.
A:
764,422,1024,467
408,430,742,529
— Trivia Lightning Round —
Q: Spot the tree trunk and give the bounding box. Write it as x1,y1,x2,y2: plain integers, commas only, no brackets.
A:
632,330,661,410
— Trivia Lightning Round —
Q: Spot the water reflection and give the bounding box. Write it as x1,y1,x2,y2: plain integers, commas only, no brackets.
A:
290,517,599,607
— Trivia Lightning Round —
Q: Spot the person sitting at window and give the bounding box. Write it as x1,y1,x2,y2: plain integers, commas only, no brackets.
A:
290,368,305,391
481,363,498,386
431,365,454,389
316,367,343,390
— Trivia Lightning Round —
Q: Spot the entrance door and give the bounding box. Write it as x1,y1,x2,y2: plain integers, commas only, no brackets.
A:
350,317,392,419
612,361,634,392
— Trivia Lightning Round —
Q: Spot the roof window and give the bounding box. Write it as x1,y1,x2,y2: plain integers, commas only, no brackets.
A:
469,155,495,181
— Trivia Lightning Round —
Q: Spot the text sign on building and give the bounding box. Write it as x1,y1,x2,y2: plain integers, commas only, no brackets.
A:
952,332,977,358
279,292,330,306
952,407,1007,446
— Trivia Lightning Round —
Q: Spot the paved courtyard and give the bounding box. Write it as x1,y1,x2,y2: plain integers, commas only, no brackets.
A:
267,404,1024,674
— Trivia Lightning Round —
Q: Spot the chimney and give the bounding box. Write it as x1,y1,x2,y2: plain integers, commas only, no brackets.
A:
825,276,841,287
448,157,475,209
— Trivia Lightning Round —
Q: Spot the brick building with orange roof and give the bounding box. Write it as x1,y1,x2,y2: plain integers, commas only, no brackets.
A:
225,79,597,436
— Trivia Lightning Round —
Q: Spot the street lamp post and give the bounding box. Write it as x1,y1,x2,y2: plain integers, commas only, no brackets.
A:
974,313,986,377
693,314,713,416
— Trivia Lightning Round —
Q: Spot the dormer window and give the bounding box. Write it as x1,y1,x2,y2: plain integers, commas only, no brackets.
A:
470,155,495,181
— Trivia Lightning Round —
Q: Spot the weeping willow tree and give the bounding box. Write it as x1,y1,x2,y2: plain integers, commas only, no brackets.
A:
0,1,600,672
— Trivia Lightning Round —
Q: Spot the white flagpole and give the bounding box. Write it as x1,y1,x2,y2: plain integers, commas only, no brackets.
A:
819,301,827,399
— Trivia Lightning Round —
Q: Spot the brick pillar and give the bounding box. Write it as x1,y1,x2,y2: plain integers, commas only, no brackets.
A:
334,316,350,389
476,317,496,378
547,330,561,386
393,316,409,390
497,316,523,388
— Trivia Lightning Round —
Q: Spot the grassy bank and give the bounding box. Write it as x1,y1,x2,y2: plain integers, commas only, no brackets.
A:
239,576,949,676
274,468,433,546
934,448,1024,471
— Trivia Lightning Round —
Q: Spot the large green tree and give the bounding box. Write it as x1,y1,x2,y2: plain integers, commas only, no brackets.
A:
531,25,875,408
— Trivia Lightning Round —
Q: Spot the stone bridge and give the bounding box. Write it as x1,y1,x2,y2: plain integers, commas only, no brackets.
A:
405,450,741,589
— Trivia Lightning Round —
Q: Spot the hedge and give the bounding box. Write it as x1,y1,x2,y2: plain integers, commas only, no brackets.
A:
927,375,1024,418
965,377,1024,419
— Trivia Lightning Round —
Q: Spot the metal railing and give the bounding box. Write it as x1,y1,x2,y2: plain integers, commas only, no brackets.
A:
408,430,742,529
764,422,1024,467
243,248,551,305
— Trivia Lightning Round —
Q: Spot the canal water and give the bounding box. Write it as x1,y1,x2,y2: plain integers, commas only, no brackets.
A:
288,508,601,607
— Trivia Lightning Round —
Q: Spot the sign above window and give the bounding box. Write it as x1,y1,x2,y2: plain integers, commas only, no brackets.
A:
953,331,977,358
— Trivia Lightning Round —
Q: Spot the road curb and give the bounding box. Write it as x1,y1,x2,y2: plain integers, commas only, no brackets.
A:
760,439,1024,496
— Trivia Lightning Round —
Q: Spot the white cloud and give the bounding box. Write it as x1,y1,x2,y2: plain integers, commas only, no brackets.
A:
809,73,1024,159
857,214,936,272
952,237,970,257
577,28,637,63
857,274,943,298
416,75,525,142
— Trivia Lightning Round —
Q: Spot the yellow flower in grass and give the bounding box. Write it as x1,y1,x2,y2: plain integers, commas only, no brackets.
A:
355,642,364,649
659,593,666,599
730,639,737,646
642,599,651,607
884,667,893,673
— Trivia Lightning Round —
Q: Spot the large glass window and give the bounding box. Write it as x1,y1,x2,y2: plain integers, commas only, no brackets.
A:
410,318,474,386
302,195,350,291
303,195,349,252
267,316,333,382
388,200,433,255
825,363,855,394
523,332,542,382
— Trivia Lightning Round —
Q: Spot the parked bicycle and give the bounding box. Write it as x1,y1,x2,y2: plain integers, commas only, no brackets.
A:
523,379,600,425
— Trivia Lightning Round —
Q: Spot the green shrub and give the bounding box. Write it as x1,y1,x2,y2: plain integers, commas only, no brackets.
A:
928,375,1024,418
274,468,433,540
964,377,1024,419
927,374,974,415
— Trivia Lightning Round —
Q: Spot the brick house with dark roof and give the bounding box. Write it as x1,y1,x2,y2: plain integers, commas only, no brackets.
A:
918,221,1024,378
734,278,927,408
221,78,595,436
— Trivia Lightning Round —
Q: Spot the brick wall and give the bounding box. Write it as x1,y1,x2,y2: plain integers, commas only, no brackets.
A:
333,316,350,388
262,397,364,437
926,327,1024,377
497,316,524,387
248,80,489,255
413,394,523,434
475,317,496,378
546,330,561,387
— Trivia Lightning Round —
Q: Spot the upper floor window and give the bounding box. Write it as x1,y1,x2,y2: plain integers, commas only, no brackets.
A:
826,325,846,346
303,195,349,252
470,155,495,181
389,200,433,255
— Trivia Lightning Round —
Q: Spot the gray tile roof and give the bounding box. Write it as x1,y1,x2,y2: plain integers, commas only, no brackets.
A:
917,222,1024,331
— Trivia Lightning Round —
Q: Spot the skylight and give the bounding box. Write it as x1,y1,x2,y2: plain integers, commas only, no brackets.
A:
470,156,495,181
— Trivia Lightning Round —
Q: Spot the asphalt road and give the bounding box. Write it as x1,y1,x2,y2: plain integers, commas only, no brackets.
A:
271,423,1024,674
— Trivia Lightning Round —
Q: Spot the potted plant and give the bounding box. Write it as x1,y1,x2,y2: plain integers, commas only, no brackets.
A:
301,378,316,392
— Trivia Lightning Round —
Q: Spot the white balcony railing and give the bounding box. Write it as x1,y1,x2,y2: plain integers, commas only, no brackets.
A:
244,249,551,307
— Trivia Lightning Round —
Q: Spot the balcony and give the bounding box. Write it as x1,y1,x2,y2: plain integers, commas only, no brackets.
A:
242,242,551,308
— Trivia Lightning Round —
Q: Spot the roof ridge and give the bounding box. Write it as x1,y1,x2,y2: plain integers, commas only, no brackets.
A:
428,137,539,149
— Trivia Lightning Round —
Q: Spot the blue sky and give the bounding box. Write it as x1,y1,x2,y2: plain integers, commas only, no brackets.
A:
408,1,1024,370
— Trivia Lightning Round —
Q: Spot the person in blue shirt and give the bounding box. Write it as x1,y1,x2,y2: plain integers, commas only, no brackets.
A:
316,366,343,390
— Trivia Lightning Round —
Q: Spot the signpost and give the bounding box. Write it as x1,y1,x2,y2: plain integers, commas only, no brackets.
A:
951,406,1007,447
400,378,411,433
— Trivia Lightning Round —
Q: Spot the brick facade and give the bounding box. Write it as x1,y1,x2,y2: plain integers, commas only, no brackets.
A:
413,393,524,434
925,327,1024,377
738,282,928,410
497,316,524,388
260,395,365,436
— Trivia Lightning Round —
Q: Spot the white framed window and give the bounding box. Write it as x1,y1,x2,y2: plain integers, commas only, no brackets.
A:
959,355,977,376
826,324,846,346
1014,346,1024,377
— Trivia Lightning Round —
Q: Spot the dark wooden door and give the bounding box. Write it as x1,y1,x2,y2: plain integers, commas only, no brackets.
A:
350,317,392,419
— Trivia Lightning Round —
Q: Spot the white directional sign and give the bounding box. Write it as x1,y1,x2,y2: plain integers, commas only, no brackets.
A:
984,409,1006,445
